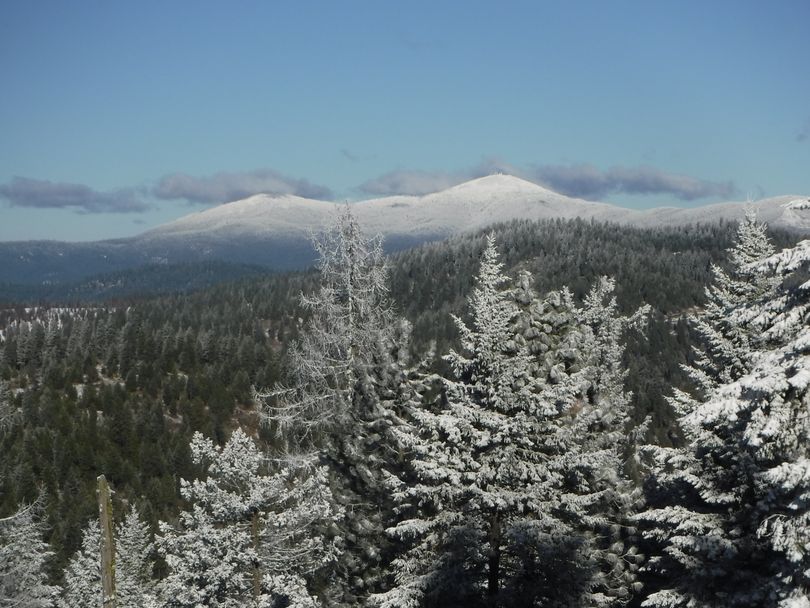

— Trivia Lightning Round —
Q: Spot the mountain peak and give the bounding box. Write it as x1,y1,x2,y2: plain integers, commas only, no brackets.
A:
441,173,552,196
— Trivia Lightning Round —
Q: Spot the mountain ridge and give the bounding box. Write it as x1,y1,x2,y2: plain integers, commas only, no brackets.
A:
143,174,623,241
143,173,810,240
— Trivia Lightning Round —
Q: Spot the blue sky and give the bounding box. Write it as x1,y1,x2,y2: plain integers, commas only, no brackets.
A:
1,1,809,241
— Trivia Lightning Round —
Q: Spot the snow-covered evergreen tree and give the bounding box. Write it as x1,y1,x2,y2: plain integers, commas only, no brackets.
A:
375,235,541,607
60,519,101,608
0,382,16,432
117,506,157,606
259,205,410,605
673,209,777,406
60,506,156,608
638,238,810,607
158,504,254,608
510,273,648,606
377,237,647,607
0,385,59,608
0,501,60,607
156,428,337,607
568,277,650,605
261,204,398,440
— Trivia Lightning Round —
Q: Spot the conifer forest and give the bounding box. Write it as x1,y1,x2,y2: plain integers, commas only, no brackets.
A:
1,210,809,608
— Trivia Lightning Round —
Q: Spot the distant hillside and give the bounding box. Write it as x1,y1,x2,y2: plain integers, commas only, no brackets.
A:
0,261,271,304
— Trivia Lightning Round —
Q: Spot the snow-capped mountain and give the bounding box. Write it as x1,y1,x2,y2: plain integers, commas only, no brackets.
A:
143,174,810,242
141,175,623,242
1,174,808,285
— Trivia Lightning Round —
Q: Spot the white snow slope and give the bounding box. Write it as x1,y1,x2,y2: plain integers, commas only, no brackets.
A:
141,174,810,244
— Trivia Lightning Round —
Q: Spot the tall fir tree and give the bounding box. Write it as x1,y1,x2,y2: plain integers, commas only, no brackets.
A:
0,382,16,432
672,209,777,406
0,384,59,608
377,237,647,607
510,273,649,606
116,506,157,606
0,500,60,607
567,276,649,605
376,235,544,607
638,235,810,607
259,205,410,606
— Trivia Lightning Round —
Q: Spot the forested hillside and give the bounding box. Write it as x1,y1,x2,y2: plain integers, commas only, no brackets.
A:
0,261,271,304
0,215,805,606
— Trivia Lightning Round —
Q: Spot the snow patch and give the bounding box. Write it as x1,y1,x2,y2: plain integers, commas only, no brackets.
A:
784,198,810,210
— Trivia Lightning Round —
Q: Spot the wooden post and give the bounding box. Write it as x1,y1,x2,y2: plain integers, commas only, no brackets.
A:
252,510,262,601
97,475,116,608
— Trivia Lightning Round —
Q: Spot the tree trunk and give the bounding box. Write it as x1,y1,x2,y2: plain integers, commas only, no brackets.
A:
487,512,501,606
97,475,116,608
